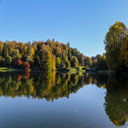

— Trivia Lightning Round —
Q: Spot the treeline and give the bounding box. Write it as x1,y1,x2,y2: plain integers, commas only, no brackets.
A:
0,39,94,71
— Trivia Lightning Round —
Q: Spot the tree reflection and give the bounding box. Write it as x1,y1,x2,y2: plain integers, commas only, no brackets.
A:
0,72,86,101
0,73,108,99
1,72,128,127
104,76,128,127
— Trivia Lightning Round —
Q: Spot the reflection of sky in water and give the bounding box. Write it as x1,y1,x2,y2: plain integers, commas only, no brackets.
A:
0,73,128,128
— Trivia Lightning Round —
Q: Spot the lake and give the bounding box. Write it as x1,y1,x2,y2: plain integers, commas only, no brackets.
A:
0,72,128,128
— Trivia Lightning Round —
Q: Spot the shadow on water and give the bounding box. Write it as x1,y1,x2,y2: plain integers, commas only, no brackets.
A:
0,72,128,127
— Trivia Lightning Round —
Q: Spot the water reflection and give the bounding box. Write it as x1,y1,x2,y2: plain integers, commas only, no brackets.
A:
0,72,86,101
0,72,128,127
104,76,128,127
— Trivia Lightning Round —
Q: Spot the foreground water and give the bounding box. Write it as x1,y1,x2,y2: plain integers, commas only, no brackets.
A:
0,72,128,128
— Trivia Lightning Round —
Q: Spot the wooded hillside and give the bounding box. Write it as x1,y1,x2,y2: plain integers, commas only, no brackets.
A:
0,39,90,71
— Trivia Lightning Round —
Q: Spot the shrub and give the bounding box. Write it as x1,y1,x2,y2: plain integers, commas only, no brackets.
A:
22,62,30,72
16,59,22,67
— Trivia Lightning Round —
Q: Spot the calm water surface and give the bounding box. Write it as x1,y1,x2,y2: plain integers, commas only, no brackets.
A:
0,72,128,128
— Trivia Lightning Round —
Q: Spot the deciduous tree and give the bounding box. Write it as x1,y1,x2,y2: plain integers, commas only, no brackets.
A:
104,21,128,70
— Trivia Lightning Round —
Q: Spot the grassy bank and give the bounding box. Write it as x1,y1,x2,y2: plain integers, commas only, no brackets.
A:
0,67,22,72
69,66,87,74
0,66,86,73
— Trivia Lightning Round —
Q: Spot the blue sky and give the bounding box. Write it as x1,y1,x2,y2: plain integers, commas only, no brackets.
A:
0,0,128,57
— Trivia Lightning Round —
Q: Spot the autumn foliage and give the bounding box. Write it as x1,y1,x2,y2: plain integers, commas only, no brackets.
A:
0,39,100,71
16,74,22,81
104,21,128,71
16,59,22,67
23,72,30,79
23,62,30,72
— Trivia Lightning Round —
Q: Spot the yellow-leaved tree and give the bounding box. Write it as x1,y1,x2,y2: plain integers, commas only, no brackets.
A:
31,47,35,62
120,35,128,68
104,21,128,71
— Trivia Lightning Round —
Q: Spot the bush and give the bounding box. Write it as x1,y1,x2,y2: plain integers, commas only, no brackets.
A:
22,62,30,72
15,59,22,67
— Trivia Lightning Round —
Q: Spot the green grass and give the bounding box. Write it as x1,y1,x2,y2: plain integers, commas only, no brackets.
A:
0,67,8,70
69,66,87,74
70,68,77,74
0,67,8,72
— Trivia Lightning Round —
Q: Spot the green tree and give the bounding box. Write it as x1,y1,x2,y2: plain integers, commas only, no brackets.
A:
79,54,84,66
81,57,84,66
5,56,12,66
92,59,97,67
34,55,40,66
84,57,92,67
56,57,61,68
71,56,79,67
72,48,80,56
68,48,72,60
104,21,128,71
3,43,8,57
120,35,128,68
66,60,71,68
62,51,67,64
12,49,21,59
96,55,108,70
39,45,53,71
7,41,15,55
